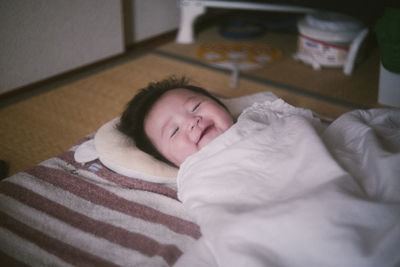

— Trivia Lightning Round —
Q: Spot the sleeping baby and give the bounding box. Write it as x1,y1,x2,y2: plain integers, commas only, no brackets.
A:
117,76,234,167
118,76,400,267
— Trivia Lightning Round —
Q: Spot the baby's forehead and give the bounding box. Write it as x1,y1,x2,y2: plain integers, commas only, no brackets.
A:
148,89,199,118
158,88,209,104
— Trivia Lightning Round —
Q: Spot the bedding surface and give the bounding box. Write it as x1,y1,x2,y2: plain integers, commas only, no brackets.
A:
0,135,200,266
0,91,280,266
176,99,400,267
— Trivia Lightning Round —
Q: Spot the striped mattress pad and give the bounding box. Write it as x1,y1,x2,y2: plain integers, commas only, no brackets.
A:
0,135,200,266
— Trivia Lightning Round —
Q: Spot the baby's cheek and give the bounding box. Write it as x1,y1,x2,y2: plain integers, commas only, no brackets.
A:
220,115,234,130
174,142,199,165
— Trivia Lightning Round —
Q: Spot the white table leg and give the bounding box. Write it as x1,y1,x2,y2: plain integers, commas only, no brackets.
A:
176,0,206,43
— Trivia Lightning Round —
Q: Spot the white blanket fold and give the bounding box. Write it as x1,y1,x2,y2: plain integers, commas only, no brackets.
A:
175,99,400,267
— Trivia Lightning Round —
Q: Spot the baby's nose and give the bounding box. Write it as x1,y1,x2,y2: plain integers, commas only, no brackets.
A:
188,116,201,142
189,116,201,130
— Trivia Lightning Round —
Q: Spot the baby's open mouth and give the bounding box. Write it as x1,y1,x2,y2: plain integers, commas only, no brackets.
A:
198,125,213,143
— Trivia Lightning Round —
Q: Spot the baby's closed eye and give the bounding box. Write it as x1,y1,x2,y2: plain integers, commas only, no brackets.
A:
192,102,201,112
171,127,179,137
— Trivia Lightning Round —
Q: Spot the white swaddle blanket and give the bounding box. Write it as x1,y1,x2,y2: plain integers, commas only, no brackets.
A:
175,99,400,267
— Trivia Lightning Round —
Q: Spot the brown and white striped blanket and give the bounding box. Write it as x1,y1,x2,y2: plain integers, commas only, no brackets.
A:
0,135,200,266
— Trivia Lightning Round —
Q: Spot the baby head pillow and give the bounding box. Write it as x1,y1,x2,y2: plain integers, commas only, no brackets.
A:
74,91,278,183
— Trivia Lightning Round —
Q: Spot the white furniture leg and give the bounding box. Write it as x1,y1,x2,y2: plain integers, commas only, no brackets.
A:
176,0,206,44
343,28,369,75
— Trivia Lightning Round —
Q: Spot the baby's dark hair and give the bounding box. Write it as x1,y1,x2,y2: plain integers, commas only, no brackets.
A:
117,76,228,166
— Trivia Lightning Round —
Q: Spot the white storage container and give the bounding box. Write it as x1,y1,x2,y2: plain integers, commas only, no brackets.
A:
293,12,368,75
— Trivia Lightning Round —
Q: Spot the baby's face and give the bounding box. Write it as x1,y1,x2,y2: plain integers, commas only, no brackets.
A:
144,88,233,166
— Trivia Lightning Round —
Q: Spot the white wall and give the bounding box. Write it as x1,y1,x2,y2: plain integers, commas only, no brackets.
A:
0,0,124,94
124,0,180,45
0,0,180,94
